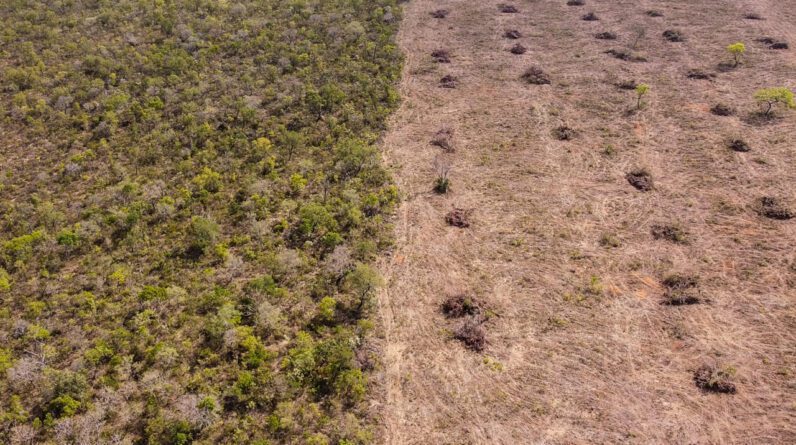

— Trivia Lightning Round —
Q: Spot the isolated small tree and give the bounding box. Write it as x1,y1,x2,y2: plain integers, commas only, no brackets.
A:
635,83,649,109
726,42,745,67
753,87,795,117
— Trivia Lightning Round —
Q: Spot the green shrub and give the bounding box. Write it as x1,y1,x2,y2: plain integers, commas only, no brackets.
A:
754,87,795,116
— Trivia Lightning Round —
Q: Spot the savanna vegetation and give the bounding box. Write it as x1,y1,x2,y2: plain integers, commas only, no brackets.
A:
0,1,403,444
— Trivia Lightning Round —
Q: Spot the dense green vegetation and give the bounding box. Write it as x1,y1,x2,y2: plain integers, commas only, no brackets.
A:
0,0,402,443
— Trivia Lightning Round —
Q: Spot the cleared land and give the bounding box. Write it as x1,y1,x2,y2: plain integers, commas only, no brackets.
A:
378,0,796,443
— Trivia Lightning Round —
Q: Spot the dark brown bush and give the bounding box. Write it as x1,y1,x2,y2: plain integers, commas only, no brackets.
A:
663,30,684,42
445,207,472,228
431,49,451,63
582,12,599,21
744,13,763,20
757,197,794,220
604,49,646,62
499,4,519,13
521,66,551,85
694,365,737,394
454,318,486,351
553,125,576,141
626,169,653,191
595,32,617,40
442,294,481,317
728,139,750,152
686,69,715,80
440,75,458,89
651,224,688,244
710,103,734,116
431,127,455,152
567,0,585,6
504,29,522,39
510,43,527,55
646,10,664,17
431,9,449,19
770,42,789,50
616,79,637,90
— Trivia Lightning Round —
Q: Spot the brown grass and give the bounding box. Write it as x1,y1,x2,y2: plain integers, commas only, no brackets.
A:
377,0,796,443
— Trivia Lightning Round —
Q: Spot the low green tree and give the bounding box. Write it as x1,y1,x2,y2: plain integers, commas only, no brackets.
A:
635,83,649,109
727,42,745,67
754,87,795,117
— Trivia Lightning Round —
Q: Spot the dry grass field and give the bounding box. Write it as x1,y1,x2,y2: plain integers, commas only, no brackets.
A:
376,0,796,443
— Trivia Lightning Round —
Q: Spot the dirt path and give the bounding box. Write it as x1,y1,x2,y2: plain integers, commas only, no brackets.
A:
378,1,796,443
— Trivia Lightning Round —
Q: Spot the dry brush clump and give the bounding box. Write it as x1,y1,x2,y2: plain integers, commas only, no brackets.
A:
522,66,551,85
710,103,735,116
553,125,576,141
727,138,751,152
431,49,451,63
510,43,528,55
431,127,455,152
567,0,585,6
582,12,599,21
694,364,737,394
663,30,685,42
595,31,617,40
431,9,449,19
756,197,794,220
454,318,487,352
445,207,473,228
661,273,703,305
504,29,522,39
498,4,519,13
626,169,654,191
651,224,688,244
439,74,458,89
686,69,715,80
442,294,482,318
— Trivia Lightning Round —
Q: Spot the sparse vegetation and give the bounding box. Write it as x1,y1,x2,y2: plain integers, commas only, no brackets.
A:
635,83,650,109
522,66,552,85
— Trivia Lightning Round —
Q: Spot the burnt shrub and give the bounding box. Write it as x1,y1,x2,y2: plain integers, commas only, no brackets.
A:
651,224,688,244
499,4,519,13
504,29,522,39
744,13,763,20
728,138,750,152
686,69,715,80
605,49,646,62
582,12,599,21
440,75,458,89
616,79,638,90
510,43,527,55
431,49,451,63
445,207,472,228
431,127,455,152
567,0,585,6
442,294,481,317
663,30,684,42
595,31,617,40
646,10,664,17
757,197,794,220
454,318,486,352
710,103,734,116
661,273,702,305
694,365,737,394
553,125,576,141
431,9,449,19
521,66,551,85
770,42,789,50
626,169,653,191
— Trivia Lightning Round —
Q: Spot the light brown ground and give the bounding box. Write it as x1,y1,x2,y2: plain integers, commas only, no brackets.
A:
376,0,796,443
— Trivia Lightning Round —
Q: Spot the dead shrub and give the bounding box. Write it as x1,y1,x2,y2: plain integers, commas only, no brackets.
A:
710,103,734,116
605,49,646,62
499,4,519,13
616,79,638,90
442,294,481,317
663,30,684,42
757,197,794,220
504,29,522,39
646,10,664,17
756,37,776,45
770,42,789,50
445,207,472,228
454,317,486,352
431,49,451,63
440,75,458,89
661,273,701,305
728,138,750,152
510,43,527,55
626,169,653,191
686,69,715,80
744,13,763,20
582,12,599,21
694,365,737,394
431,127,455,152
567,0,585,5
595,31,617,40
521,66,551,85
651,224,688,244
553,125,576,141
431,9,449,19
